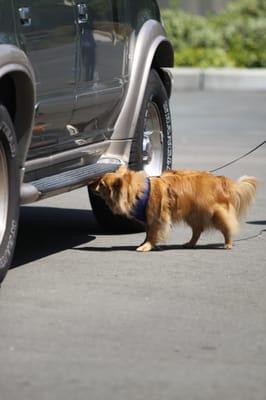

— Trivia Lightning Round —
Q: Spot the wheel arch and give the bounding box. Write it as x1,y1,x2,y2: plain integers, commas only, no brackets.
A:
0,45,36,176
111,20,173,142
151,40,174,98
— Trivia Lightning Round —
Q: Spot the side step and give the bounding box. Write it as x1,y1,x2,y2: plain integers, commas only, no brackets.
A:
21,162,120,204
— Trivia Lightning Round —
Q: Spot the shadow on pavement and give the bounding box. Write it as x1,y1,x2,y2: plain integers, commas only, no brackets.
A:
75,243,227,252
12,206,102,269
234,221,266,243
12,212,266,267
246,220,266,225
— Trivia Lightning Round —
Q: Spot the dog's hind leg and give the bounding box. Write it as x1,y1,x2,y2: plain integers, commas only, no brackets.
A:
212,205,238,249
183,225,203,248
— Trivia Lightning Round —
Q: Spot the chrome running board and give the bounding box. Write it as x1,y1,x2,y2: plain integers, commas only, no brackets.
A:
20,162,120,204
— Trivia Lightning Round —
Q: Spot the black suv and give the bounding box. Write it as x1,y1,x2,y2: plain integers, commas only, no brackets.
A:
0,0,173,283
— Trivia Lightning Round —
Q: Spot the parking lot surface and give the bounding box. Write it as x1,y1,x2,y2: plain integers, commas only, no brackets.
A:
0,91,265,400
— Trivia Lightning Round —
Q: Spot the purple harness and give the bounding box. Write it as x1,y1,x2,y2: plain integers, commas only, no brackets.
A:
131,178,150,223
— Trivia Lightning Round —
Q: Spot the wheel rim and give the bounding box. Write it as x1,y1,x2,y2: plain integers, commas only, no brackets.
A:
0,142,9,245
142,101,163,176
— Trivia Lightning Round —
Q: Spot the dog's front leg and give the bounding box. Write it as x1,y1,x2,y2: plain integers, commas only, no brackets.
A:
136,241,153,252
136,222,163,252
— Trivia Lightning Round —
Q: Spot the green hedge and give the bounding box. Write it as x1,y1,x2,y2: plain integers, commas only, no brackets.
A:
161,0,266,67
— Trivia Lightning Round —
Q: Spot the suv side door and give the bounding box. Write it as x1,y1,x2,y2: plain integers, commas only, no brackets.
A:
15,0,77,159
70,0,129,146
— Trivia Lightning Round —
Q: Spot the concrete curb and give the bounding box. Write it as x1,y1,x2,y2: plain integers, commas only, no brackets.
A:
172,68,266,91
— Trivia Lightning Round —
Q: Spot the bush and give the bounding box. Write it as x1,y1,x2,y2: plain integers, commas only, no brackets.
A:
162,0,266,68
161,9,223,50
174,48,235,68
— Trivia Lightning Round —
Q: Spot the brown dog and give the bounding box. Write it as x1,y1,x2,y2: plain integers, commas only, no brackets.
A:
93,166,257,251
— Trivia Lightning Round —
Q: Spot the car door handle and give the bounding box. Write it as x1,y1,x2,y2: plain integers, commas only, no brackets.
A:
18,7,32,27
77,3,88,24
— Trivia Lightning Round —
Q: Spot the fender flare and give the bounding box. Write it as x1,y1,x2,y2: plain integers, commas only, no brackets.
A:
112,20,173,141
0,45,36,174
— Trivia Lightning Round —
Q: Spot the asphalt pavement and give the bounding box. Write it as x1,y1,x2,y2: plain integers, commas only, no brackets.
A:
0,91,265,400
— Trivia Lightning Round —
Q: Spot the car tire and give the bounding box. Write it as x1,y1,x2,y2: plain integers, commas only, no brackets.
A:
88,68,172,233
128,68,172,173
0,105,19,285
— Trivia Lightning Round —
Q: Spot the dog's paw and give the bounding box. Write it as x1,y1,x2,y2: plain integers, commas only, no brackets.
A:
182,242,196,249
136,242,153,252
224,243,233,250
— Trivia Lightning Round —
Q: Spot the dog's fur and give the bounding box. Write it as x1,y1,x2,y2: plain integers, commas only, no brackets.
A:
92,166,257,251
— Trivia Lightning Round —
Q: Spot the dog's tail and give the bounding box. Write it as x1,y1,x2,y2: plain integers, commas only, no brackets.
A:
231,176,258,218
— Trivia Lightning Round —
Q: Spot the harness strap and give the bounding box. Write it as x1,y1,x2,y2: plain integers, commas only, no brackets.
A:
131,177,150,223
